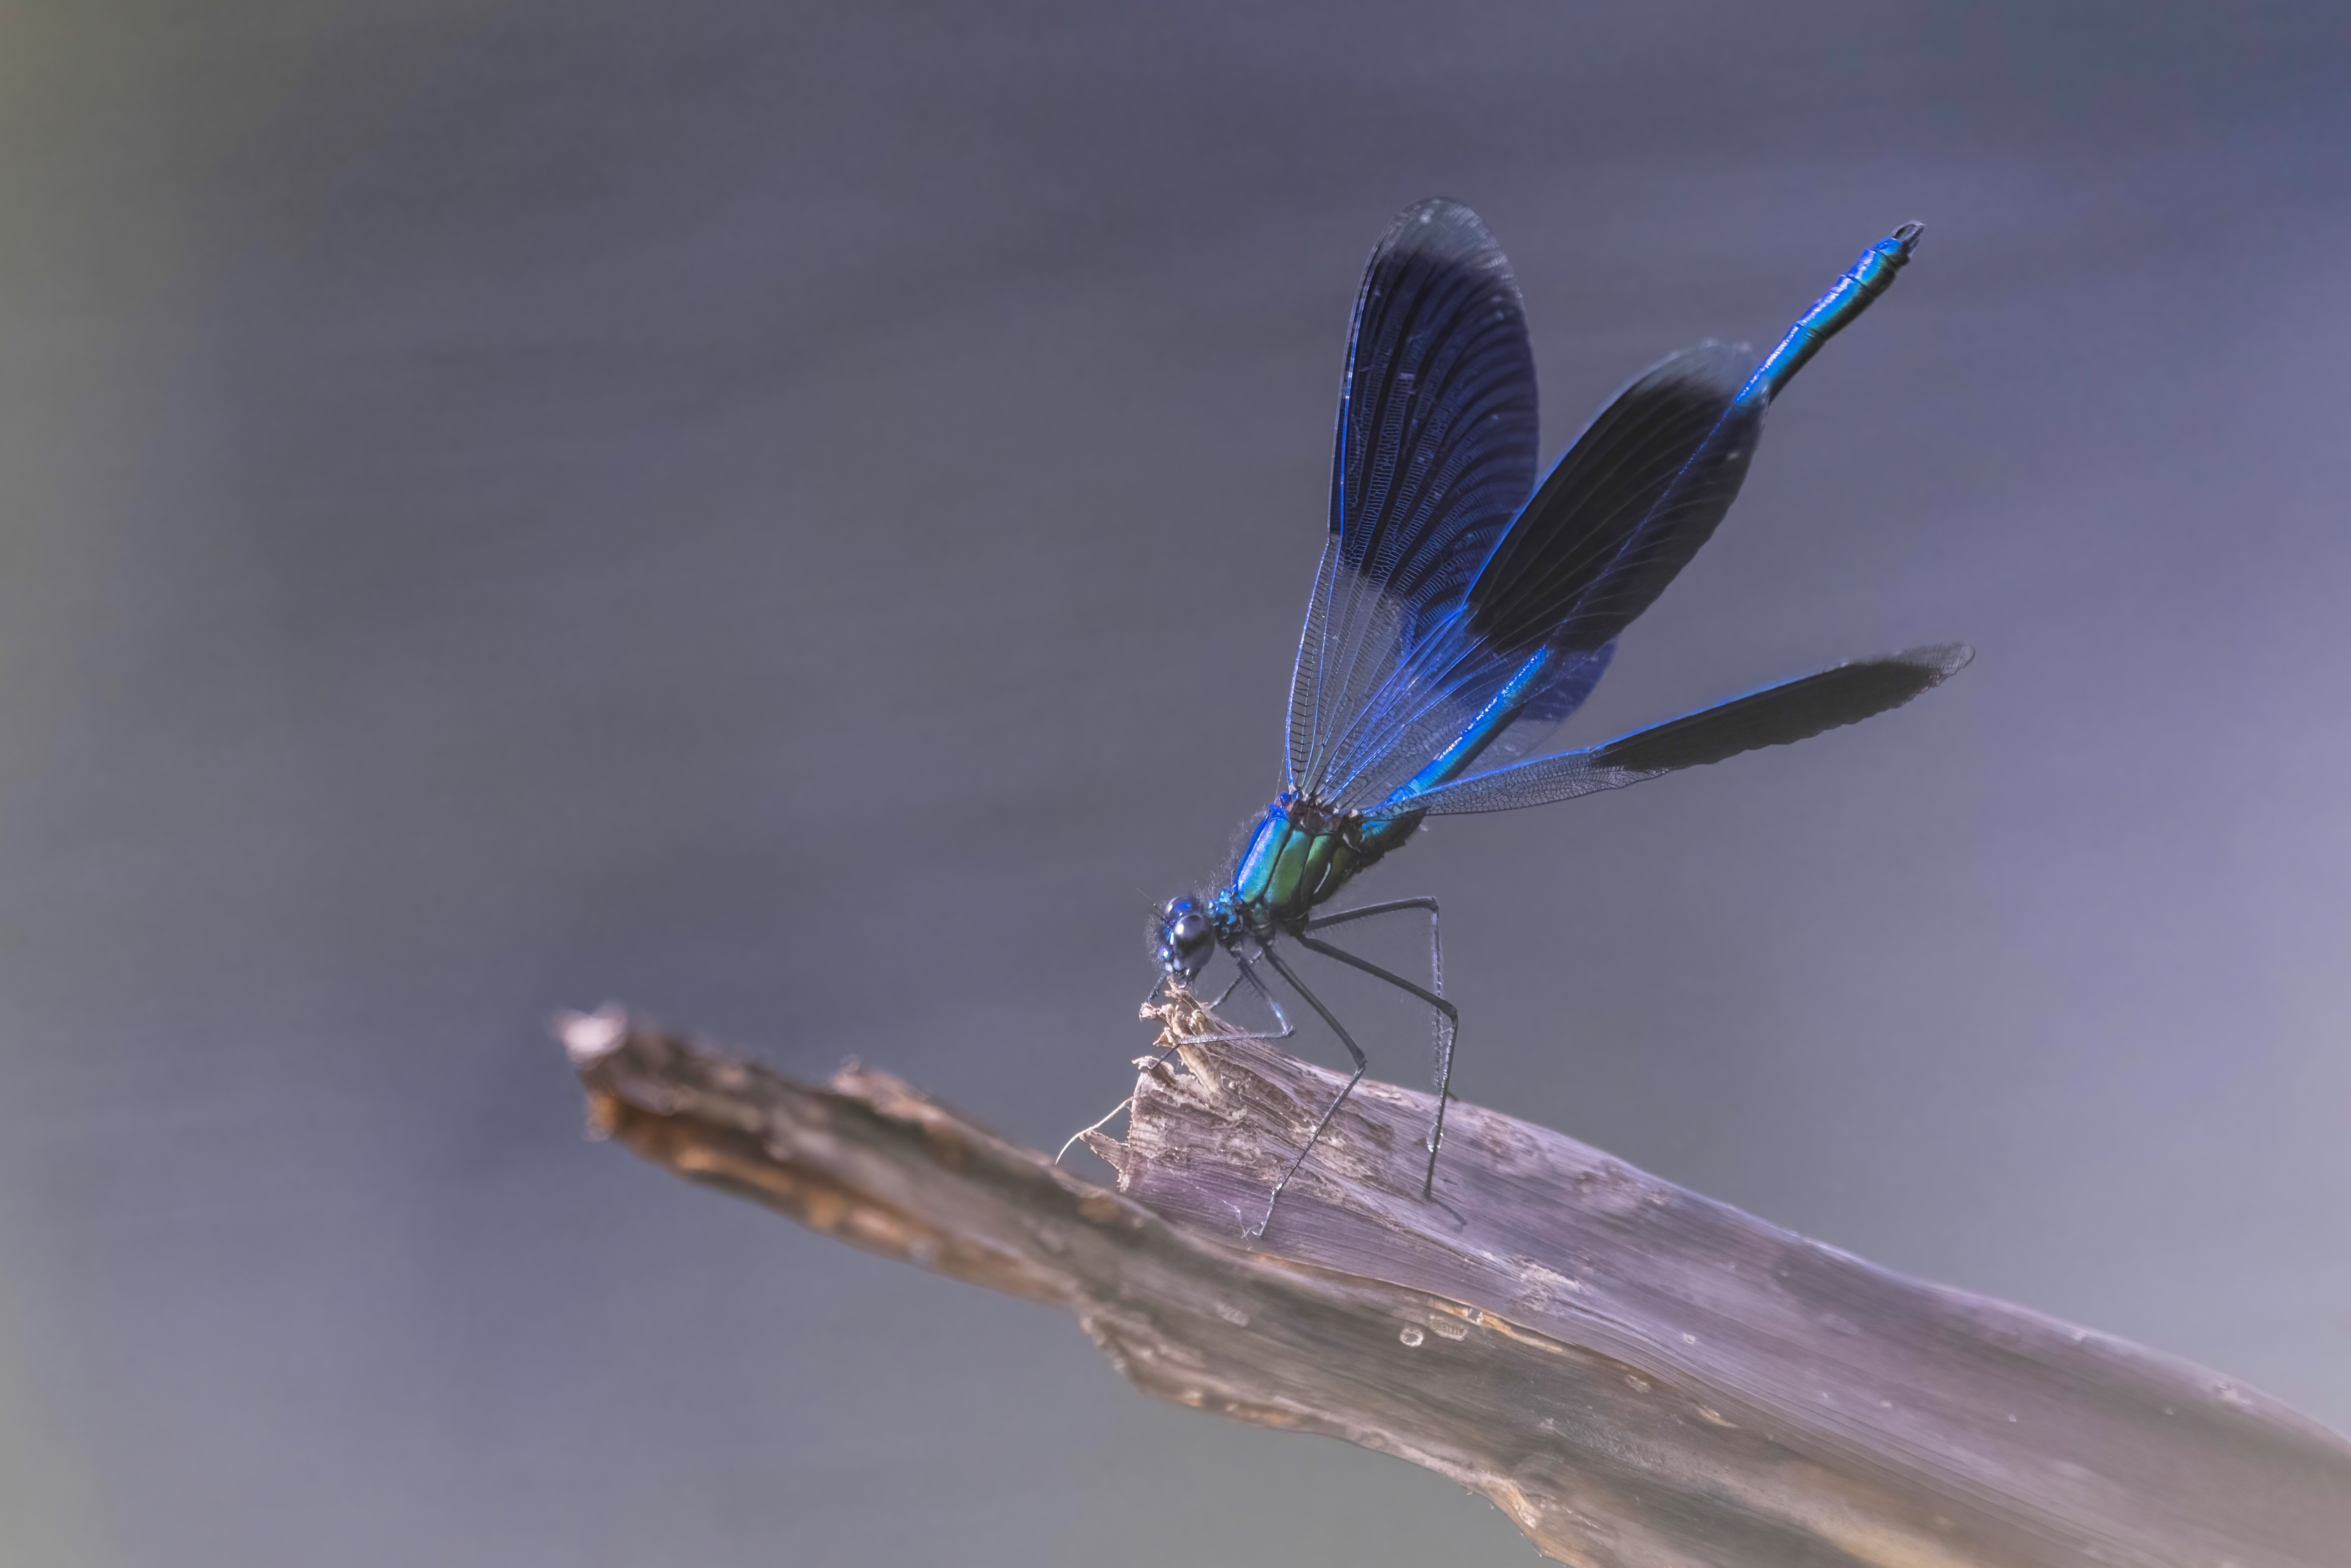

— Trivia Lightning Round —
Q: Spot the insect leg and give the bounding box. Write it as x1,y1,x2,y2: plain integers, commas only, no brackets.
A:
1157,947,1296,1074
1227,945,1295,1041
1292,925,1458,1201
1252,944,1367,1242
1300,896,1450,1186
1300,895,1441,936
1187,945,1294,1042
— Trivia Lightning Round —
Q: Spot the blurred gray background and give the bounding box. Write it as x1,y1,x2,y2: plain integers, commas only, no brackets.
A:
3,3,2348,1563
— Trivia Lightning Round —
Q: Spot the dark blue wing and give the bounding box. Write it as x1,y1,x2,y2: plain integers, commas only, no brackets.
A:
1466,342,1760,657
1307,343,1765,810
1286,200,1538,795
1307,221,1935,815
1401,645,1971,815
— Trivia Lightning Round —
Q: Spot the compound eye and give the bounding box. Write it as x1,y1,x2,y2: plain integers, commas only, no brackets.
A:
1157,899,1215,977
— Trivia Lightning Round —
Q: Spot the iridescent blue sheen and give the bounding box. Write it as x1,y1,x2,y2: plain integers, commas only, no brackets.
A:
1737,222,1922,409
1150,202,1965,1236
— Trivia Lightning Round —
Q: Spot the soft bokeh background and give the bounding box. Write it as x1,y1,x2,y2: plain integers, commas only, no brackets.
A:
3,3,2347,1563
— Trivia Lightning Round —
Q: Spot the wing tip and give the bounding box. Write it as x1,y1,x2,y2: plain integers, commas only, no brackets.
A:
1385,196,1494,247
1893,641,1975,686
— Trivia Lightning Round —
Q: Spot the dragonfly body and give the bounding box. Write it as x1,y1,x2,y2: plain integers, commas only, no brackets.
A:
1149,202,1965,1238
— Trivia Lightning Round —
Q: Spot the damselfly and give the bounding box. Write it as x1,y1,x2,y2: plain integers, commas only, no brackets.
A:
1150,201,1967,1237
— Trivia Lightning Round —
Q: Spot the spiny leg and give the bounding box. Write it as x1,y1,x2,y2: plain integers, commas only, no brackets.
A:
1252,944,1367,1242
1299,898,1456,1198
1291,931,1457,1200
1301,895,1447,1053
1205,946,1295,1041
1300,895,1442,938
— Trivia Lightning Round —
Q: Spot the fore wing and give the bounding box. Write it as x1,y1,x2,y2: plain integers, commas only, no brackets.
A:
1287,199,1539,794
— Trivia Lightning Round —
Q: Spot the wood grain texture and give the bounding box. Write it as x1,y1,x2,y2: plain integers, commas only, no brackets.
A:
561,995,2351,1568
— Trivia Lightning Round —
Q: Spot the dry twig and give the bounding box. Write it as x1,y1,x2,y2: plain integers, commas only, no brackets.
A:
561,993,2351,1568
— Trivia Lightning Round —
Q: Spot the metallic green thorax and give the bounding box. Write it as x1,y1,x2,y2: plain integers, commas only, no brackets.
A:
1214,795,1421,938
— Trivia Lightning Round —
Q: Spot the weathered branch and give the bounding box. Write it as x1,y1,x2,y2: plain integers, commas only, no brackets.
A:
561,994,2351,1568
